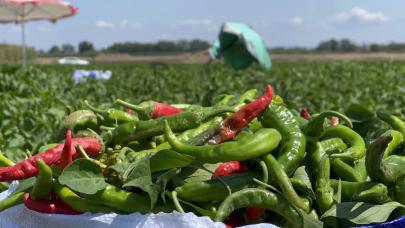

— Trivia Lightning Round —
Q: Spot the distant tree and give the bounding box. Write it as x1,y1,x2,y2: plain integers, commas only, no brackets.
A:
78,41,95,53
340,39,357,52
370,44,380,52
61,43,75,54
316,39,339,52
48,45,61,54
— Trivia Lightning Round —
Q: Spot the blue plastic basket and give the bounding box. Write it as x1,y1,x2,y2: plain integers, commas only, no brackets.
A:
354,215,405,228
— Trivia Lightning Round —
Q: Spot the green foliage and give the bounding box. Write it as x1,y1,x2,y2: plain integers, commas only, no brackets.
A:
1,61,405,162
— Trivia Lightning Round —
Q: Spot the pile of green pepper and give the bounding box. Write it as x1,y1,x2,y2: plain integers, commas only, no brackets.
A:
0,86,404,228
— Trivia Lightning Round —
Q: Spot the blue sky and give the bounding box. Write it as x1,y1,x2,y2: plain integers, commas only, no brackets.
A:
1,0,404,50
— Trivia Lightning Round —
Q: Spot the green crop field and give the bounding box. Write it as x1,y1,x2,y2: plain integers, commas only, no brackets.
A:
1,61,404,161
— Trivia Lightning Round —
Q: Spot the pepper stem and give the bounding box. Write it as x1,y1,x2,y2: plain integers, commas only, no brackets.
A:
84,100,106,115
115,99,144,112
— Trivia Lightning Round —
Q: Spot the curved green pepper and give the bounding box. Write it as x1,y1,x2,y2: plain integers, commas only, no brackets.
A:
111,106,233,145
330,179,390,204
0,192,24,212
321,125,365,161
366,134,405,186
259,103,306,176
165,121,281,163
214,188,302,228
377,112,405,138
30,159,53,200
262,153,310,212
54,181,116,213
84,100,138,125
56,110,98,141
394,176,405,205
81,184,150,214
175,171,261,202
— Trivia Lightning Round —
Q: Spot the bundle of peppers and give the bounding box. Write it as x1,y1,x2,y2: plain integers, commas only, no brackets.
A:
0,84,404,228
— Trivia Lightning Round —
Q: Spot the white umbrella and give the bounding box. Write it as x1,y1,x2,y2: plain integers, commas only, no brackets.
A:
0,0,78,66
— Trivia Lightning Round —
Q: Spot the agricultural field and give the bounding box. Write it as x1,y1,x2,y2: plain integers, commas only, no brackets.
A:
0,61,404,161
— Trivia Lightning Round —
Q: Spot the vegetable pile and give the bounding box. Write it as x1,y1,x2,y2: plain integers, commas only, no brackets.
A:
0,84,404,228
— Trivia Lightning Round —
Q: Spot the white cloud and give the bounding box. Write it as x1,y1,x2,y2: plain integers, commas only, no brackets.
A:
95,20,115,29
332,7,389,24
291,16,303,25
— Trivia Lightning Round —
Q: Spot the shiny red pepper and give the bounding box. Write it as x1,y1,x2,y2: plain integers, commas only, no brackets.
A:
213,85,274,143
151,102,182,119
59,130,74,172
212,161,249,179
0,137,102,181
23,193,81,215
300,107,312,120
213,161,264,222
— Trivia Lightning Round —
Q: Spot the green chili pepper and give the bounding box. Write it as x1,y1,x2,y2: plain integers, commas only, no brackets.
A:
331,158,368,182
381,130,403,158
377,112,405,137
54,181,117,213
307,137,346,213
259,102,306,176
262,153,310,212
0,151,14,167
175,171,261,202
214,94,236,107
366,134,405,186
304,111,352,139
214,188,302,228
30,159,53,200
394,176,405,205
56,110,99,141
0,192,24,212
111,106,233,145
165,121,281,163
330,179,390,204
80,184,150,214
321,125,365,161
84,100,138,125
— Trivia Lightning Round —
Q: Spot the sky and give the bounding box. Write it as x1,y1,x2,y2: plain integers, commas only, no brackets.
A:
0,0,404,50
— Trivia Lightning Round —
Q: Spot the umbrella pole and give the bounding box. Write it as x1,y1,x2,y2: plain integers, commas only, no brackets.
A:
21,22,26,67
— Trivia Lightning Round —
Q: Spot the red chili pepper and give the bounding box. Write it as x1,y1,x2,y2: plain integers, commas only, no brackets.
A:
151,102,182,119
245,207,264,221
0,137,102,181
213,161,264,222
126,108,134,115
300,107,312,120
213,85,274,143
23,193,82,215
330,117,339,126
212,161,249,179
59,130,74,172
224,212,245,228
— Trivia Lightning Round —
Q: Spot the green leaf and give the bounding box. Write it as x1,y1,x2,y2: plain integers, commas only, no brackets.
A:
150,149,194,173
293,166,315,199
299,209,324,228
58,159,107,194
155,168,181,202
122,155,157,209
321,201,405,225
13,177,36,194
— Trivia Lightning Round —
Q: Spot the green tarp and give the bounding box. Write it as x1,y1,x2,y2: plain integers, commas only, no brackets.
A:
209,22,271,70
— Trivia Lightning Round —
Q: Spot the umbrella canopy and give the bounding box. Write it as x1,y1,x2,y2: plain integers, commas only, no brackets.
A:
209,22,272,70
0,0,78,66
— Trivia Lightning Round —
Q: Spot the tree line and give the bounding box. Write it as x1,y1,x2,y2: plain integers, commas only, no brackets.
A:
38,38,405,55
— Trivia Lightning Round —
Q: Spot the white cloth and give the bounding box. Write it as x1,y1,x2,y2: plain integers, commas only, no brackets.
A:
0,182,277,228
